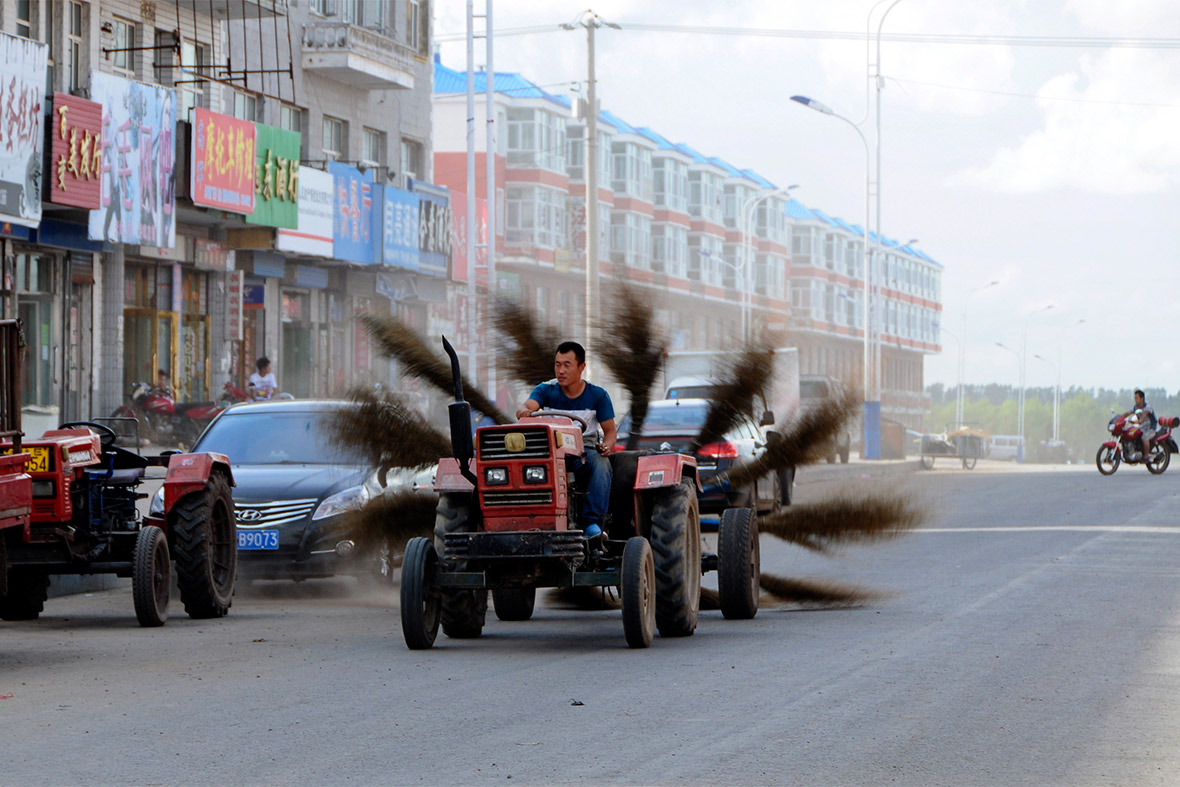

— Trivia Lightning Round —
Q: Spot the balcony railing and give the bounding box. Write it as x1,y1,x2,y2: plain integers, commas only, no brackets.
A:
301,22,417,90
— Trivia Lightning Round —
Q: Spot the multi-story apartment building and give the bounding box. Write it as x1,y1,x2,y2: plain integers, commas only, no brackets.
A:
0,0,448,433
432,57,941,432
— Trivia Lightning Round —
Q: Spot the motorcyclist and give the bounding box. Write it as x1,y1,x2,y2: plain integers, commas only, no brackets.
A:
1119,389,1156,462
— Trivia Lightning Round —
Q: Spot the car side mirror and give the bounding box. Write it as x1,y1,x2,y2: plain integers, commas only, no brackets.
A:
759,410,775,427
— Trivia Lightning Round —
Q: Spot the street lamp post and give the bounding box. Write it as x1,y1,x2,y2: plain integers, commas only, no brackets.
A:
1053,318,1085,442
790,94,880,458
740,185,797,341
1019,304,1054,450
1033,353,1056,442
996,341,1022,447
958,280,1000,429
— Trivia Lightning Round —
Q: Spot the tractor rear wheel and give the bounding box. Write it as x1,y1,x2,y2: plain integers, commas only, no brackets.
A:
648,478,701,637
133,525,171,627
0,569,49,620
433,492,487,639
718,507,760,620
400,537,441,649
493,587,536,621
621,537,655,648
171,471,237,619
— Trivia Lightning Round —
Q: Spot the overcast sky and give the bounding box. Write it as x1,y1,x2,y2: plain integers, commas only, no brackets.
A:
436,0,1180,394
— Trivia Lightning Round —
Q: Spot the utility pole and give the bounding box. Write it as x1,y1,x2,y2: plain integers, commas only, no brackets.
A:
586,19,598,354
485,0,496,401
465,0,477,380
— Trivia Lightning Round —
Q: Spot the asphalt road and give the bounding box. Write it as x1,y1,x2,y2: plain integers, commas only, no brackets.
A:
4,463,1180,786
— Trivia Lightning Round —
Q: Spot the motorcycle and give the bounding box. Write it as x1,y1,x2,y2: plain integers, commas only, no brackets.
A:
1095,411,1178,475
113,380,247,447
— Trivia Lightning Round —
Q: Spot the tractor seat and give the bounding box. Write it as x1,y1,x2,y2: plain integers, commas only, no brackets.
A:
83,467,145,485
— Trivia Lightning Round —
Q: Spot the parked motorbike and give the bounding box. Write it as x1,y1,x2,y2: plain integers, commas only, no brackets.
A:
1095,411,1179,475
113,380,246,447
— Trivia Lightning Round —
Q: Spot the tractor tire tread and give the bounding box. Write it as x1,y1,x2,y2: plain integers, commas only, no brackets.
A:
434,492,487,638
171,471,236,619
648,478,701,637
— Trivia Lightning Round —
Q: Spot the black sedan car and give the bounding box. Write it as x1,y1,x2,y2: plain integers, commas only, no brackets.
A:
616,398,788,516
151,400,389,582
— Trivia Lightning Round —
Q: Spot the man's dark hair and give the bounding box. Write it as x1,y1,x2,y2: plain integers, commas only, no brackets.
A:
1134,388,1145,398
256,356,270,373
158,369,169,379
555,341,585,365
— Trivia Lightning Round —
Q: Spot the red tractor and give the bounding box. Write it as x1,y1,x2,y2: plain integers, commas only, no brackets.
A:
0,320,237,627
399,338,761,649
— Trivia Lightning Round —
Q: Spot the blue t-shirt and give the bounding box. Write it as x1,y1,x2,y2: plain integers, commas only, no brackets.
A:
529,380,615,437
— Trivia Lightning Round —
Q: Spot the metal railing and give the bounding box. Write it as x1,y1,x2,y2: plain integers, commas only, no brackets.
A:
301,21,417,72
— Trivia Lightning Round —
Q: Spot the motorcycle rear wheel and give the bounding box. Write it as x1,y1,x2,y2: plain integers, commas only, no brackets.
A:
1095,446,1120,475
1147,444,1170,475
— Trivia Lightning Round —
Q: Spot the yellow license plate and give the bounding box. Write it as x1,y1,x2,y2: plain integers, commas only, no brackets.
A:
2,446,50,473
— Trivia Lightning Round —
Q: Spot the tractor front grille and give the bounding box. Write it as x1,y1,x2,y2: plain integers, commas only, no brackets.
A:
479,428,551,460
236,498,318,527
482,490,554,507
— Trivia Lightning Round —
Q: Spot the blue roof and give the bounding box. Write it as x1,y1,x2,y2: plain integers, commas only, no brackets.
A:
784,200,818,220
740,169,776,189
707,157,745,178
599,109,639,136
433,60,567,108
671,142,711,164
635,126,682,152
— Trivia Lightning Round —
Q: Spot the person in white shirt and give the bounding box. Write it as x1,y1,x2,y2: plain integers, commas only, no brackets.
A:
248,356,278,401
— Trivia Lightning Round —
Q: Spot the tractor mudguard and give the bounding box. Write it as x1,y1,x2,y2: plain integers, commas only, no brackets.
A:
161,453,235,513
435,457,475,493
634,453,699,492
1101,440,1118,450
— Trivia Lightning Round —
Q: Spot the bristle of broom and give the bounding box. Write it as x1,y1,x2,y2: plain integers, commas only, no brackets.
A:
329,386,450,471
342,491,439,555
361,314,511,424
699,586,720,610
759,573,878,607
493,298,563,387
598,283,668,450
722,385,862,488
758,491,923,553
693,342,773,450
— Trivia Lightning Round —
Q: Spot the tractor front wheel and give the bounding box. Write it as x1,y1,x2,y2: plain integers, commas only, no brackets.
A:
0,569,49,620
133,525,171,627
400,537,441,649
648,478,701,637
434,493,487,639
171,471,237,619
717,507,760,620
493,587,536,621
621,537,655,648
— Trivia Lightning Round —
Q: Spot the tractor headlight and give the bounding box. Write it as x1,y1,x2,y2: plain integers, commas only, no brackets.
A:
149,486,165,516
523,466,548,484
312,485,371,520
484,467,509,486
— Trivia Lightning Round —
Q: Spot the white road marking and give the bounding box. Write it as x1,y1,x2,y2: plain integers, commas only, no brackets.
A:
918,525,1180,534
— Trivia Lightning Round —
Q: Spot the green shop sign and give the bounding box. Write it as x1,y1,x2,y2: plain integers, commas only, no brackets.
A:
246,123,300,228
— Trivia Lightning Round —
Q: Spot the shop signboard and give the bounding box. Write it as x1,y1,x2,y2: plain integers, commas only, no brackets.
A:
246,123,299,228
0,34,48,228
226,269,243,341
191,108,255,214
329,161,375,265
382,186,419,271
87,70,177,249
447,191,487,284
194,238,232,272
49,93,103,210
408,180,451,278
276,166,333,258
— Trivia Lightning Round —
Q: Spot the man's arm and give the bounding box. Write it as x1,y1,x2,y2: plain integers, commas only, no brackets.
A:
516,398,541,420
599,418,617,453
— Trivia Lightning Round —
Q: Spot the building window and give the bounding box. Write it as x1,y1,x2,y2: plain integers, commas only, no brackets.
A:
111,18,137,75
16,0,32,38
407,0,429,54
610,212,651,270
310,0,339,15
279,104,303,133
506,186,566,249
361,128,384,169
611,142,652,202
401,138,423,183
67,2,84,91
653,158,688,213
323,115,346,161
652,224,688,278
507,108,565,172
344,0,386,32
232,91,258,122
689,170,723,225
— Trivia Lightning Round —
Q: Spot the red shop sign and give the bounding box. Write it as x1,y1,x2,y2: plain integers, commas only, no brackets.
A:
191,108,256,214
49,93,102,209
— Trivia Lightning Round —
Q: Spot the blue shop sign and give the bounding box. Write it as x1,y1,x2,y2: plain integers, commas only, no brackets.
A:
382,186,420,271
329,161,375,265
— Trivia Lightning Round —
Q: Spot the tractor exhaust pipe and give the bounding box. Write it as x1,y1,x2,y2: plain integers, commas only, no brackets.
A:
441,336,478,487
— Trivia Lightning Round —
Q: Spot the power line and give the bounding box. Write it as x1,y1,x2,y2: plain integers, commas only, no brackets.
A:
438,23,1180,50
891,76,1180,108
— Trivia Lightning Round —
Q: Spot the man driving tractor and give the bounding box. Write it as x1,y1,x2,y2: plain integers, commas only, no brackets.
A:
516,341,617,540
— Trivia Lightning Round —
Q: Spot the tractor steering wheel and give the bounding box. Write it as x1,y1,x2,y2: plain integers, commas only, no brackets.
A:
529,409,591,435
58,421,118,449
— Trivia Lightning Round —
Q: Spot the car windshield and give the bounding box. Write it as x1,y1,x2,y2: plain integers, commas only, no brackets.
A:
619,403,710,434
193,410,362,465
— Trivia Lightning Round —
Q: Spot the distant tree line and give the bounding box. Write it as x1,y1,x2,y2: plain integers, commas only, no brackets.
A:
924,384,1177,462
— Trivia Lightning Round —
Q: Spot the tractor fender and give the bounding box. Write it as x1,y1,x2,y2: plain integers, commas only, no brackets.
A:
634,453,699,492
1101,440,1118,450
434,457,475,493
161,452,235,513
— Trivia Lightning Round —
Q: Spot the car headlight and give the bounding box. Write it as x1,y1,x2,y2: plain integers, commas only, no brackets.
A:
312,484,371,520
484,467,509,486
523,465,547,484
149,486,165,517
